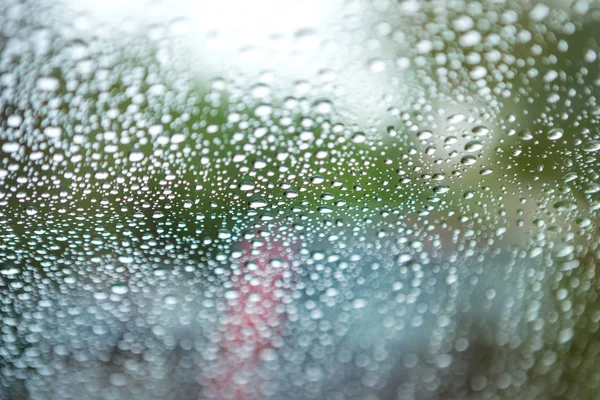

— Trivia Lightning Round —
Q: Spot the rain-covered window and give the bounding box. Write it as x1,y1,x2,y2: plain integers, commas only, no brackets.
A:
1,0,600,399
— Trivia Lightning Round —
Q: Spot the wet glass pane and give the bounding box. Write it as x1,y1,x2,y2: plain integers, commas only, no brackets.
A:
1,0,600,399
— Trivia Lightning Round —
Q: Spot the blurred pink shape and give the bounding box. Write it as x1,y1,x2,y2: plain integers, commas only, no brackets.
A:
206,235,296,400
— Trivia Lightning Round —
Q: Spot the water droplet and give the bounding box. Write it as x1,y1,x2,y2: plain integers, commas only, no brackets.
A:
583,140,600,152
472,126,490,136
111,284,129,295
553,200,577,212
25,206,38,216
555,244,574,258
464,141,483,152
217,229,232,239
447,114,465,124
518,130,533,141
2,142,20,153
352,132,366,143
417,130,433,140
461,155,477,165
433,185,450,194
128,150,145,162
312,99,333,114
547,128,563,141
239,181,255,191
0,267,19,276
368,58,386,73
249,197,268,208
43,126,62,139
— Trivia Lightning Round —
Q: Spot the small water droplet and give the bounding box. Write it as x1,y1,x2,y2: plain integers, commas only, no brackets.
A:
352,132,366,143
547,128,563,141
128,150,145,162
464,141,483,152
249,197,268,208
417,130,433,140
25,206,38,216
472,126,490,136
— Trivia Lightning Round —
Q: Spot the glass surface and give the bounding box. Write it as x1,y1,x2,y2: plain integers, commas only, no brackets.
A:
1,0,600,399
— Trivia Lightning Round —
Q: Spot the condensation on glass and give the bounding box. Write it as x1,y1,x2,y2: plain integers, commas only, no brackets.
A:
0,0,600,399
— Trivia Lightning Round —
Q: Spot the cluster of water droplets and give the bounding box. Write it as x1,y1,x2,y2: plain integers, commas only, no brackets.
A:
1,0,600,399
